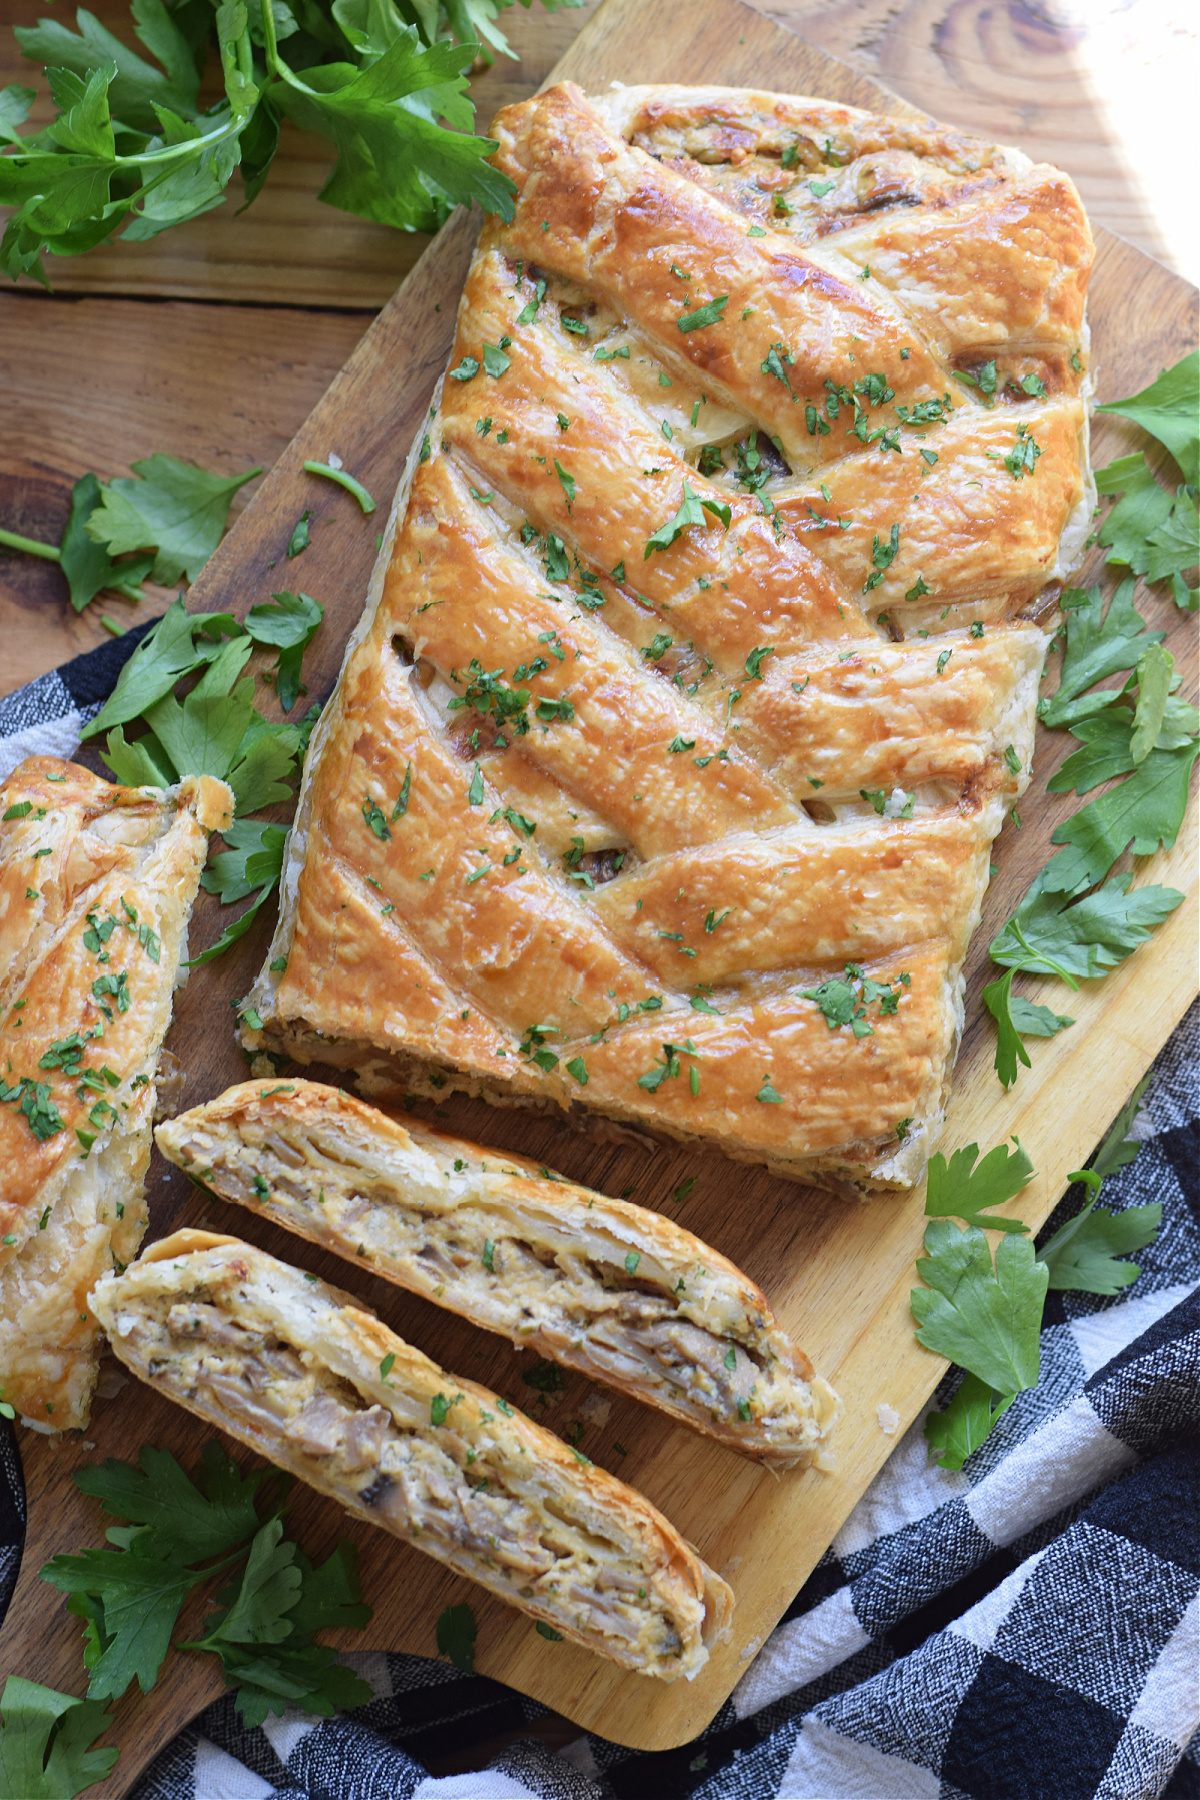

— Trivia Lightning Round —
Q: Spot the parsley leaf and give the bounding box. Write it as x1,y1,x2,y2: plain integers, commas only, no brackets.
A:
2,10,521,285
982,968,1073,1088
199,818,288,909
40,1441,371,1730
85,455,260,586
0,1678,117,1800
1038,581,1165,729
677,295,728,331
924,1138,1035,1234
435,1603,476,1673
1130,643,1174,764
245,591,325,712
42,1549,197,1701
80,598,245,740
286,510,312,557
73,1442,266,1562
1037,1169,1161,1295
644,482,730,558
1042,736,1200,891
990,870,1184,984
911,1222,1047,1394
1096,348,1199,484
1098,459,1199,584
59,473,153,613
925,1373,1014,1472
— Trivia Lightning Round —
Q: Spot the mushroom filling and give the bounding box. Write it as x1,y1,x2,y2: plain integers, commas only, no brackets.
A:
153,1294,690,1664
184,1127,819,1451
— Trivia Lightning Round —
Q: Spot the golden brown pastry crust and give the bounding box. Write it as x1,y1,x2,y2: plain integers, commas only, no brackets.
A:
245,81,1093,1190
156,1078,843,1468
0,758,231,1429
92,1230,734,1679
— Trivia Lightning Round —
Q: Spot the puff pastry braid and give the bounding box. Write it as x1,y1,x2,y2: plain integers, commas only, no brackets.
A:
92,1231,734,1679
245,83,1094,1191
156,1078,843,1468
0,758,231,1429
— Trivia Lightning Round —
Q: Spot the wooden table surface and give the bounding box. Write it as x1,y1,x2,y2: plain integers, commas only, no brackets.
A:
0,0,1196,1778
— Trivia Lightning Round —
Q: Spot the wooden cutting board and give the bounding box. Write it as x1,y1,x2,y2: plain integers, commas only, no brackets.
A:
1,0,1196,1786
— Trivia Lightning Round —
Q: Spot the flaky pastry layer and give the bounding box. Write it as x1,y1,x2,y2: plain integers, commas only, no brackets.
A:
92,1230,734,1679
0,758,231,1429
244,81,1092,1189
156,1078,843,1468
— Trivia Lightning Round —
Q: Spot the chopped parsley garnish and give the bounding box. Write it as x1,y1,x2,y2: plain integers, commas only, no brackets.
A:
519,1023,560,1074
392,764,413,821
553,460,576,510
516,277,547,324
430,1392,463,1426
678,296,729,332
1004,425,1043,480
863,524,900,592
801,963,909,1036
644,484,730,559
361,797,391,841
761,343,797,400
953,360,997,405
0,1076,65,1142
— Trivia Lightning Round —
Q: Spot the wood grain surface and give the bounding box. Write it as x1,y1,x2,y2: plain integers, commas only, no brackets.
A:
0,0,1197,1788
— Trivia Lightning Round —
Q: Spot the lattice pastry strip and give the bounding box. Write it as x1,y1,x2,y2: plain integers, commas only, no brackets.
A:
248,82,1094,1192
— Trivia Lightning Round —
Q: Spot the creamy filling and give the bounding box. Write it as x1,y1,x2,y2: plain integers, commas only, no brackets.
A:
184,1127,821,1456
153,1295,693,1667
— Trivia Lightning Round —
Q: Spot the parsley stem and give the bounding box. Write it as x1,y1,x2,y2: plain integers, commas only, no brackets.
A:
304,461,377,514
0,525,60,562
1009,920,1080,989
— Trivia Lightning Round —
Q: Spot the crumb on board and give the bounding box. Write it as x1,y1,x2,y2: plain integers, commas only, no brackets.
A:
877,1403,901,1435
578,1392,612,1428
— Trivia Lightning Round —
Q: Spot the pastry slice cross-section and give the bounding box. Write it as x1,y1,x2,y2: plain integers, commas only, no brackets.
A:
91,1230,734,1679
0,758,232,1430
243,80,1093,1191
155,1079,843,1469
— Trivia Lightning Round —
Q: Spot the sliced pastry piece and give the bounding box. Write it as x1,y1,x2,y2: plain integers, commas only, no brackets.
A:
243,80,1093,1191
0,757,232,1430
156,1079,843,1469
91,1230,734,1679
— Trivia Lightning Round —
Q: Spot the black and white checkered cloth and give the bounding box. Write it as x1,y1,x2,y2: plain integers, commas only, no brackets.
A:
0,633,1196,1800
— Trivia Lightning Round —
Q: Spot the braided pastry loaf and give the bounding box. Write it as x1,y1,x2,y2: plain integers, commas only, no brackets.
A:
244,83,1094,1191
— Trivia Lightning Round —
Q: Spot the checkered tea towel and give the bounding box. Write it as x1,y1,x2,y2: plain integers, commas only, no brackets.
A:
0,631,1196,1800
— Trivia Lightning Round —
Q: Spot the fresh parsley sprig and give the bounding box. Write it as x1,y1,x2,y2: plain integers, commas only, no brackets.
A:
0,454,259,614
0,1678,117,1800
0,0,546,287
919,1097,1161,1470
983,349,1198,1089
37,1441,372,1765
77,592,322,961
